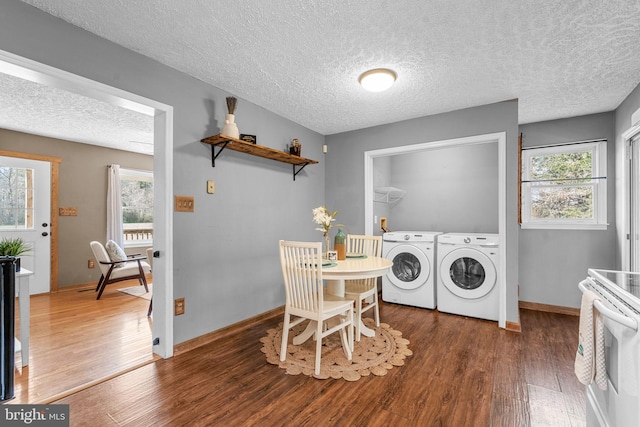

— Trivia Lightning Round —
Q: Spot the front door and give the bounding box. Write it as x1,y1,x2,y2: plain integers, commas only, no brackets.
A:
0,155,51,294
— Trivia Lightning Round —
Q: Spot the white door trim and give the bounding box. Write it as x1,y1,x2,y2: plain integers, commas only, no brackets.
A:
0,49,174,358
364,132,507,328
622,122,640,271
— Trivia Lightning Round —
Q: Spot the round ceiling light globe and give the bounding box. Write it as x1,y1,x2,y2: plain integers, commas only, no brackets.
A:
359,68,397,92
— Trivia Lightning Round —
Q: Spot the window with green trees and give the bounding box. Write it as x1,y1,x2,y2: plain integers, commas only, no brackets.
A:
120,168,153,246
521,140,607,229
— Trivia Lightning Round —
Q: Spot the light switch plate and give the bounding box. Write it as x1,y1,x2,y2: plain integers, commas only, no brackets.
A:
175,195,195,212
207,180,215,194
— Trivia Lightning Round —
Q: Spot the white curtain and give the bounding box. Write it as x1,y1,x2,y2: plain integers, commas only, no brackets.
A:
106,164,124,247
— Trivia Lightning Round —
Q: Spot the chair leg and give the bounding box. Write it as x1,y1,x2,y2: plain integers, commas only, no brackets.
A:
348,309,354,352
314,320,323,375
280,313,291,362
137,260,149,292
339,326,350,360
147,297,153,317
95,275,104,292
97,265,116,300
355,297,363,341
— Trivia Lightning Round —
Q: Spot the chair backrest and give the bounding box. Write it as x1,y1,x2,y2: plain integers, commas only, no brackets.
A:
279,240,324,316
90,241,112,275
347,235,382,257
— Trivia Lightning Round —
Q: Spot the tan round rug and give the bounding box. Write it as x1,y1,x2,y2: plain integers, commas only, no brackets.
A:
260,317,412,381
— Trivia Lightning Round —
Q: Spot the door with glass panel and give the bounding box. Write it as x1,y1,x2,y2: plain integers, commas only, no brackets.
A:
0,156,51,294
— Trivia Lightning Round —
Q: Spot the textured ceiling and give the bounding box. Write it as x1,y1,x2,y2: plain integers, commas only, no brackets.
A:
4,0,640,153
0,73,154,154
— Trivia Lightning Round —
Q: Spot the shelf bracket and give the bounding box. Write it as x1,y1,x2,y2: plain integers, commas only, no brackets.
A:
293,162,310,181
211,141,230,167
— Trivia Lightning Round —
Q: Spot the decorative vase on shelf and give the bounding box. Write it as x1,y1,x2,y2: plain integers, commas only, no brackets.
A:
221,114,240,139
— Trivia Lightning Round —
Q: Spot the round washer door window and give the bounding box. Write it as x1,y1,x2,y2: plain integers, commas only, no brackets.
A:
440,248,496,299
385,244,430,290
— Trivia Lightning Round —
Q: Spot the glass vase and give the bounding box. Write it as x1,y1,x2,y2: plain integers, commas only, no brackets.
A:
323,232,331,258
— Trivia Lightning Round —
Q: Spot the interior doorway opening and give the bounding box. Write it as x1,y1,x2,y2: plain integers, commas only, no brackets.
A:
363,132,507,327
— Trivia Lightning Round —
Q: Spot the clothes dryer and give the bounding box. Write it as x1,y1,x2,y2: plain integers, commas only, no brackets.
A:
382,231,442,309
437,233,500,321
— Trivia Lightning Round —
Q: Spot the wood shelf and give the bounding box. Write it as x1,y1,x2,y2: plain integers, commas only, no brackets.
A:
201,134,318,180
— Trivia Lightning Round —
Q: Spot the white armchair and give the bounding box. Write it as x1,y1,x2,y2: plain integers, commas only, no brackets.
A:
90,241,151,300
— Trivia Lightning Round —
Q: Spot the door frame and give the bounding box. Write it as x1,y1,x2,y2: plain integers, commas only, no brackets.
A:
0,49,174,359
0,151,61,291
364,132,507,328
622,122,640,271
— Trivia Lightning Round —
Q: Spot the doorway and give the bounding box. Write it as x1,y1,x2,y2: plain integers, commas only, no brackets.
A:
0,49,174,359
363,132,507,327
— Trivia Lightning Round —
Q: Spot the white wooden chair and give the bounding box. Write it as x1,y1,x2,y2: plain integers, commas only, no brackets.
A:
90,241,151,300
279,240,354,375
345,234,382,340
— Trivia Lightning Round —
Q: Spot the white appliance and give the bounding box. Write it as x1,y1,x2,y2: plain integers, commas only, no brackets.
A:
581,269,640,427
381,231,441,309
436,233,500,321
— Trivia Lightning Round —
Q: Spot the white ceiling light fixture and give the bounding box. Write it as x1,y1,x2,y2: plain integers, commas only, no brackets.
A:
358,68,397,92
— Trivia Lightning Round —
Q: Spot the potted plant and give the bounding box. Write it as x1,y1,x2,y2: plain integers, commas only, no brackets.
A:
0,237,32,272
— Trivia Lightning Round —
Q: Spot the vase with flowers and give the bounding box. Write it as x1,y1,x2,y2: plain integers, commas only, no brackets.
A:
312,206,343,257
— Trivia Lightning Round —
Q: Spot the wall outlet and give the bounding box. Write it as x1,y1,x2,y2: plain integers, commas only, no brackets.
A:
207,180,215,194
88,259,95,269
174,298,185,315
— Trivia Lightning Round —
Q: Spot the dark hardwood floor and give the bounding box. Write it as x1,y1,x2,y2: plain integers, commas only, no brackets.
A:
55,301,585,426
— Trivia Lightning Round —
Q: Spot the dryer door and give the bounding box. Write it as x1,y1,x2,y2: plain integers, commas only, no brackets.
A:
385,244,430,290
440,248,496,299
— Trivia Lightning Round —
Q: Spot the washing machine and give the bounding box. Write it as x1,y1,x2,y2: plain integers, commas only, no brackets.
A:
437,233,500,321
382,231,442,309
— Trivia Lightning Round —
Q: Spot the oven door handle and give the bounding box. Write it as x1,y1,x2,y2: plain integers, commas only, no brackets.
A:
579,279,638,331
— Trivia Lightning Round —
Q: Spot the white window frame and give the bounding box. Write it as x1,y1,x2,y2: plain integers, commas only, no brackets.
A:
521,140,607,230
120,168,153,248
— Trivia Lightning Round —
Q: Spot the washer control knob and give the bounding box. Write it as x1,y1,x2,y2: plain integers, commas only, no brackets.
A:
404,234,410,240
464,237,471,244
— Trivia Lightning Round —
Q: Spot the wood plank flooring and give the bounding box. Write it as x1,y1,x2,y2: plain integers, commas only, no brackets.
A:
52,302,586,427
9,281,155,404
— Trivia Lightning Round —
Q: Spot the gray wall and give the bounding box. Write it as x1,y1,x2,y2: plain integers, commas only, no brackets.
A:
324,101,520,324
381,142,499,233
518,112,617,309
1,1,326,344
0,128,153,287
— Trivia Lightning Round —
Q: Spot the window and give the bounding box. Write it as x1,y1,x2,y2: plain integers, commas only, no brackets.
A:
521,140,607,230
120,168,153,246
0,166,34,229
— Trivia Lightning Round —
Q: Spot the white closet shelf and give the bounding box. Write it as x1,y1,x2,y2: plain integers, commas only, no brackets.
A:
374,186,406,205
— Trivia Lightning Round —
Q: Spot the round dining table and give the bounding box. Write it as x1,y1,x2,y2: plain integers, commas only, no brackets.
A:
292,255,393,345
